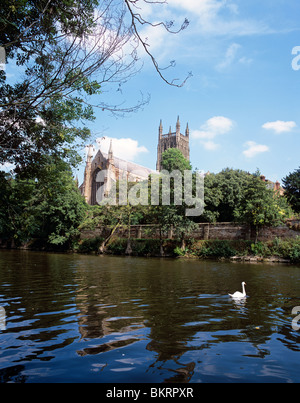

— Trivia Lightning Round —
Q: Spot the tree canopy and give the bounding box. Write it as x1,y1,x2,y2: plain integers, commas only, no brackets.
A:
160,148,192,173
233,172,292,241
282,167,300,214
0,0,190,176
0,159,87,248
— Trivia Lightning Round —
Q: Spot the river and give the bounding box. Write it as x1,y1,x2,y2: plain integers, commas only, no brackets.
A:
0,249,300,383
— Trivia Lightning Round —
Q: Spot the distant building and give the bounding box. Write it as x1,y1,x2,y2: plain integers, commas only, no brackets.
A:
156,116,190,171
79,140,155,205
80,117,190,205
260,175,284,196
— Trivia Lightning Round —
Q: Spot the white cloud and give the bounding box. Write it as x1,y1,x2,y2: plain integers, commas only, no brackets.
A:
216,43,241,70
134,0,272,65
169,0,224,17
138,23,170,59
262,120,297,134
238,56,253,65
216,43,253,71
243,141,269,158
191,116,235,140
122,0,272,75
96,136,148,162
166,0,271,37
191,116,234,151
202,140,220,150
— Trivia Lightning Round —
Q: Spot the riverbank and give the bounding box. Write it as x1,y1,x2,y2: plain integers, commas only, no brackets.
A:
76,236,300,264
1,235,299,264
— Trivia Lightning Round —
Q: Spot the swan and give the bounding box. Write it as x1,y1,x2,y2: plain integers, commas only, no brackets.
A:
229,282,247,298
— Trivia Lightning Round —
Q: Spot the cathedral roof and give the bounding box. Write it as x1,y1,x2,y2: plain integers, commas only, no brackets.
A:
101,152,156,179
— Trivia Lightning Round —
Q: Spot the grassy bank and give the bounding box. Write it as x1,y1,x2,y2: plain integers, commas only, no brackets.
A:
184,238,300,263
76,236,300,263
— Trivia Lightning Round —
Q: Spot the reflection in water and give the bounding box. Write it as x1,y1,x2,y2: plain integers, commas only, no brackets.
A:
0,250,300,383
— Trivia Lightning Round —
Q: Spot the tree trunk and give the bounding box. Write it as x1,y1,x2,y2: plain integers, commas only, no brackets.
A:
98,221,120,254
125,239,132,255
125,212,132,255
255,225,260,243
159,227,164,256
181,233,186,250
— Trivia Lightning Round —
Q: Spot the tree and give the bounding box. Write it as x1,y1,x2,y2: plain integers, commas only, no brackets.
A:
217,168,252,222
31,161,87,247
234,173,291,242
0,159,87,248
1,0,190,176
0,171,36,244
201,172,222,223
161,148,192,173
282,167,300,214
158,148,196,249
1,0,102,175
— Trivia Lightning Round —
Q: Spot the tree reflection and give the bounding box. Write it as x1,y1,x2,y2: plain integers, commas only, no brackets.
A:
1,251,300,382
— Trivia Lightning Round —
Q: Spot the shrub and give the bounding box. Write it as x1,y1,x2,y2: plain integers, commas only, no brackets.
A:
272,237,300,262
191,240,237,258
77,237,104,253
250,241,272,256
174,246,186,256
289,244,300,262
106,239,127,255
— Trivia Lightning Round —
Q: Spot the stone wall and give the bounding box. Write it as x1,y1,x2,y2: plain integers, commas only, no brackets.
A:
80,219,300,242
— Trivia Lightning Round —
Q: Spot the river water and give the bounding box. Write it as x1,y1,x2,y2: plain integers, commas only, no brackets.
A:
0,249,300,383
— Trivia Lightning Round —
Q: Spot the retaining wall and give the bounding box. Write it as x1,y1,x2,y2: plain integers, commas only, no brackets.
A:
80,220,300,242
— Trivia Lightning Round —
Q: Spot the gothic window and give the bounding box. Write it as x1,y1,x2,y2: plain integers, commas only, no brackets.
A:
91,168,104,205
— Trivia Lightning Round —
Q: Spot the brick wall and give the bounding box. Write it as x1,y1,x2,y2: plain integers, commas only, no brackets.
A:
80,220,300,242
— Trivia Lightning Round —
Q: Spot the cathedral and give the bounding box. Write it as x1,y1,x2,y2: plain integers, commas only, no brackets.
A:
156,116,190,171
80,117,190,205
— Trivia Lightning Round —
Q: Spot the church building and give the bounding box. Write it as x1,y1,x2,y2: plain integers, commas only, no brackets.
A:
156,116,190,171
79,140,155,205
80,117,190,205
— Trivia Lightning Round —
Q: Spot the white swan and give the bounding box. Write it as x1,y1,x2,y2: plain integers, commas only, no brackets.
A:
229,282,247,298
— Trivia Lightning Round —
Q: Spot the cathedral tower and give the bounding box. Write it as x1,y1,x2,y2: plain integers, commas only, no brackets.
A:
156,117,190,171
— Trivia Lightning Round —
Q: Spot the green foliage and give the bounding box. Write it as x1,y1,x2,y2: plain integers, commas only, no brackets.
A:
156,148,196,240
233,173,291,240
0,0,102,176
268,236,300,263
131,239,162,256
0,159,87,248
201,169,293,227
161,148,192,173
106,239,128,255
191,240,237,258
105,238,163,256
250,241,272,257
173,246,186,256
76,236,300,262
288,242,300,263
203,169,251,222
188,238,300,262
282,167,300,214
76,237,104,253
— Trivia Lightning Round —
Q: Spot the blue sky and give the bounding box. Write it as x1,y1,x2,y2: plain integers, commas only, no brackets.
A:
78,0,300,186
5,0,299,185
